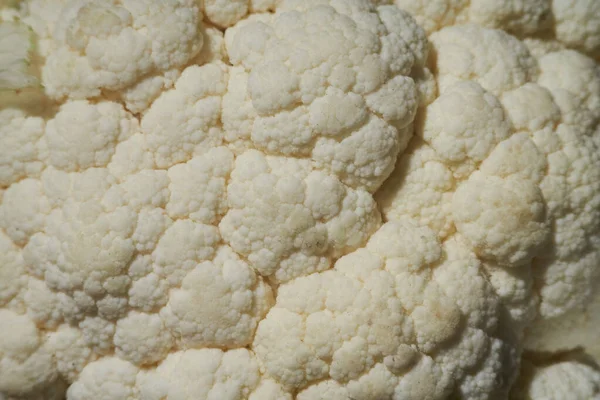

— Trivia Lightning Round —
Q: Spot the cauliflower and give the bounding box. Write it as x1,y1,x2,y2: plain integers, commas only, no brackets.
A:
42,0,204,99
222,1,425,191
0,21,38,90
219,150,381,283
254,220,519,399
15,0,226,114
0,0,599,399
511,352,600,399
377,22,600,348
387,0,599,59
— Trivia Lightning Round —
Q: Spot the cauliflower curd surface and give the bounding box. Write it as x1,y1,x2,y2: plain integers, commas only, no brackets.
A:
0,0,599,399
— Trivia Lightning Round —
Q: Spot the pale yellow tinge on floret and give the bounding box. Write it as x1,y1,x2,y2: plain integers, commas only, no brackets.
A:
0,21,38,90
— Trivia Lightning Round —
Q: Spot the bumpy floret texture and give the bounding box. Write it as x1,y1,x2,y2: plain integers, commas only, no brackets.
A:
1,0,599,399
16,0,227,114
376,15,600,384
511,353,600,400
199,0,277,28
0,20,39,89
42,0,204,98
222,0,428,192
219,150,381,282
385,0,599,59
254,220,519,399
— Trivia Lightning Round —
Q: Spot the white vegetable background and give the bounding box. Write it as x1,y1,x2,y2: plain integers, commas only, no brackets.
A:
0,0,599,399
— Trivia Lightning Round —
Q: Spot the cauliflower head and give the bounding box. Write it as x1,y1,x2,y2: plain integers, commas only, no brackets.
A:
0,0,599,399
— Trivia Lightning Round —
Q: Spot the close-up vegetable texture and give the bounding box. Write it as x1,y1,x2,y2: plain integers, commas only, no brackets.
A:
0,0,598,399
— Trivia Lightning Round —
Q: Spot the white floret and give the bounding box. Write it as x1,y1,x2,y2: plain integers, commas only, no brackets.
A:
39,100,138,172
66,357,139,400
512,356,600,400
253,219,519,397
249,379,293,400
113,312,173,366
139,62,228,169
151,219,220,287
467,0,552,36
552,0,600,59
0,230,27,310
219,150,381,283
421,81,512,179
0,21,38,90
166,146,233,225
45,324,94,383
135,348,262,400
376,139,456,239
160,246,273,349
429,24,538,96
42,0,205,101
452,171,550,266
223,1,426,192
0,178,51,246
0,310,61,399
0,109,45,188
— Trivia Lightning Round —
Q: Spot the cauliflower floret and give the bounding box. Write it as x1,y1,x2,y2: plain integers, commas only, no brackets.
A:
38,100,138,172
219,150,381,283
483,264,538,331
452,171,550,267
466,0,552,36
376,81,527,241
376,139,456,239
429,24,539,96
223,2,425,192
0,178,51,246
552,0,600,59
0,231,27,310
391,0,599,59
113,312,173,366
135,348,263,400
160,246,273,349
0,21,39,90
115,68,181,116
420,81,512,179
24,277,63,328
66,357,139,400
2,0,599,398
19,0,70,57
23,169,137,325
117,24,226,115
166,146,233,225
41,0,204,101
201,0,249,28
384,0,466,33
524,287,600,361
249,379,293,400
512,354,600,400
379,17,599,365
128,62,228,170
523,37,567,59
199,0,278,28
0,109,45,188
526,51,600,319
391,0,552,37
536,50,600,129
45,324,94,383
150,219,220,287
0,310,62,399
253,220,519,398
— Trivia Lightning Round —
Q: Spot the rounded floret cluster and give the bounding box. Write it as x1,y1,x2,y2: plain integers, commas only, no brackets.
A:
0,0,598,399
